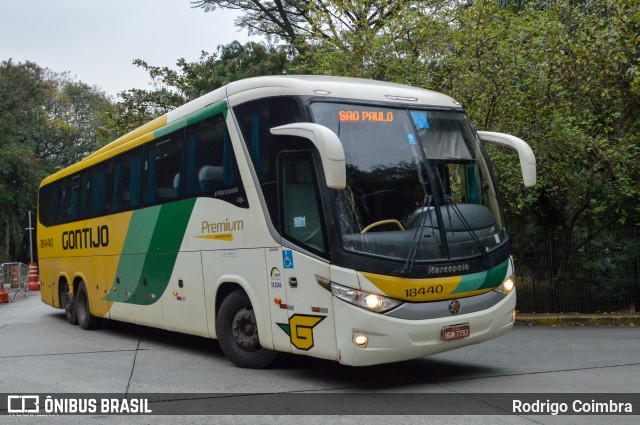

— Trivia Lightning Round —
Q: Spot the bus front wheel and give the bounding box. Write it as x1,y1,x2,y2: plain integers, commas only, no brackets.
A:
76,282,101,330
216,290,277,369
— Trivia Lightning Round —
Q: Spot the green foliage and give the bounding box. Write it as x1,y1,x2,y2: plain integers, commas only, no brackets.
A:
101,41,293,138
192,0,414,55
0,60,111,261
286,0,639,247
436,0,639,293
193,0,639,302
436,0,639,237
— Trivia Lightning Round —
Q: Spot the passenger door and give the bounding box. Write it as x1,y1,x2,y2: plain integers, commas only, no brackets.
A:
276,152,337,361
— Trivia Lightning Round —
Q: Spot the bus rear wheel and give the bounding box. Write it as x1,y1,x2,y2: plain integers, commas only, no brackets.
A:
216,289,277,369
76,282,101,330
62,281,77,325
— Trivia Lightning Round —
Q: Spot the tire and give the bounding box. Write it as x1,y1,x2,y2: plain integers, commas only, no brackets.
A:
62,281,77,325
76,282,101,330
216,290,277,369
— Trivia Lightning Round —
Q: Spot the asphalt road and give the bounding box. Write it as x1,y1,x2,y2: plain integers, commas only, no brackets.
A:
1,294,638,424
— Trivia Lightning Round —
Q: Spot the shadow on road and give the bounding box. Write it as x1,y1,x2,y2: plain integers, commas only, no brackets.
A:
45,309,497,390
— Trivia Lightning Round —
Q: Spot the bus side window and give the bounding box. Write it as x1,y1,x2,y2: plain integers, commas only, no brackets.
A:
69,173,87,221
89,160,112,217
60,179,70,224
185,113,247,208
51,182,64,225
146,134,183,205
279,153,326,254
234,97,307,228
38,184,53,226
113,148,142,212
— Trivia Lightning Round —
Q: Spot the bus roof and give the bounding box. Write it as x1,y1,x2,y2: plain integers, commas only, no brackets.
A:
224,75,460,109
41,76,461,187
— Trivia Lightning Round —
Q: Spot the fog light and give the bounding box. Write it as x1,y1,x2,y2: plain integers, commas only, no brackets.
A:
353,334,368,347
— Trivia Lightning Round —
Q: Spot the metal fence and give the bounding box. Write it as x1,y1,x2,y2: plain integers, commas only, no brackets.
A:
0,262,34,303
512,226,640,313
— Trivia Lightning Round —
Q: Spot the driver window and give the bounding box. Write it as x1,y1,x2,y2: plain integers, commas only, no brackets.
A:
441,163,483,205
280,154,326,254
234,97,307,232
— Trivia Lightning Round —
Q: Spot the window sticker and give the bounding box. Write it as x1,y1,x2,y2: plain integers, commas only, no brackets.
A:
411,111,430,129
282,250,294,269
294,216,306,228
270,267,282,288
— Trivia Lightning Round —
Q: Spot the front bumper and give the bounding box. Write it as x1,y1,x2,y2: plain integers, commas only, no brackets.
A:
333,290,516,366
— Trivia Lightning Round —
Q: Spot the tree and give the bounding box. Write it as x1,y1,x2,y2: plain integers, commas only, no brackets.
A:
435,0,639,234
191,1,639,308
421,0,639,304
191,1,425,55
101,41,293,138
0,60,111,261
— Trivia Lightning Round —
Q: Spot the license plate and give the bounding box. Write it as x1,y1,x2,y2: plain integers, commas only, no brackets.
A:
441,323,470,341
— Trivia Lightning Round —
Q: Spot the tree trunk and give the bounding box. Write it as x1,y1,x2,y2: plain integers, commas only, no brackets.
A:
1,220,10,262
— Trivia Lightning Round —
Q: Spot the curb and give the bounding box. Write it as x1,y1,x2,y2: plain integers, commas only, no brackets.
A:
515,314,639,327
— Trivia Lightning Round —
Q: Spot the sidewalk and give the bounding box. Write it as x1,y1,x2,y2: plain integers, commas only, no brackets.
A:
516,312,639,326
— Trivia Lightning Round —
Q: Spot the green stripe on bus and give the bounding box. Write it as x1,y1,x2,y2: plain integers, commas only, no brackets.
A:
104,207,160,303
105,198,197,305
154,100,228,139
451,260,509,294
123,207,161,254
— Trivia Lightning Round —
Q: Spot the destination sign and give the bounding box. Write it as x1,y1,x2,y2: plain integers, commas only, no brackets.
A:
338,110,394,122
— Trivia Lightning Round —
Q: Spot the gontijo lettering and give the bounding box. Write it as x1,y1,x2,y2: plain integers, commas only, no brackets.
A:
62,225,109,250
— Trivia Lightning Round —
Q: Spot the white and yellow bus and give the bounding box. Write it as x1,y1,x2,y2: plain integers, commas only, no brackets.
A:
38,76,536,368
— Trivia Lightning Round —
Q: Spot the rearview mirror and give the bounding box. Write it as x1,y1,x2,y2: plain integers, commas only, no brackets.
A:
270,123,346,189
478,131,537,188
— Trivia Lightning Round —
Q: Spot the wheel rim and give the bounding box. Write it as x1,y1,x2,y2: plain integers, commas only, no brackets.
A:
231,306,259,352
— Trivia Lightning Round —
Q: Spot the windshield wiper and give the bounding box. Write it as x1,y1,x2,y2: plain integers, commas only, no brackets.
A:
398,194,433,275
398,155,436,275
434,168,494,268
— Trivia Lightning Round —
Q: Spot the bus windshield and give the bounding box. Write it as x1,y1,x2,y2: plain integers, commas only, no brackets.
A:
310,102,506,263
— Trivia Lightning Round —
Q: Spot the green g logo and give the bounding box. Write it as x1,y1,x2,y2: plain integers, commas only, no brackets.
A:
277,314,325,351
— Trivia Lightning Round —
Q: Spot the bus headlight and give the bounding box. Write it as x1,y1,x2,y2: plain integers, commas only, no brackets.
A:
330,282,402,313
493,276,515,296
